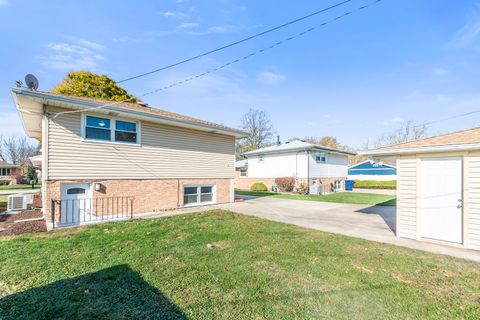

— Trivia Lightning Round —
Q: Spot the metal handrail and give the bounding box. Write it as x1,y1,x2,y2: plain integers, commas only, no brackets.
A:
51,196,134,228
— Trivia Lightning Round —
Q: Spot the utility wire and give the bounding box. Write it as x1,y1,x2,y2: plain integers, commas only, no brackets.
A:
52,0,381,118
117,0,354,83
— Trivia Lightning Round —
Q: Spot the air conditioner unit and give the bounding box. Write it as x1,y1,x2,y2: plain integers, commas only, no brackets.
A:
7,194,29,211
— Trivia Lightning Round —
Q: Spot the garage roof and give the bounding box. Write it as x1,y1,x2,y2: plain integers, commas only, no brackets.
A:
362,126,480,156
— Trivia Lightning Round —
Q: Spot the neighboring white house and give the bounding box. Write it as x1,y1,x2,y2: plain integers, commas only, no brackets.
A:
347,160,397,181
12,88,246,228
362,127,480,251
235,140,355,193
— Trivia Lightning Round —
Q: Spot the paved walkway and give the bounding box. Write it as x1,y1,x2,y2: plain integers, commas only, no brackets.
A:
0,189,41,196
218,195,480,263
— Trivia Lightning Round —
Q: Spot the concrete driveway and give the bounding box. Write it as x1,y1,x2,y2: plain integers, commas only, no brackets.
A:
218,195,480,263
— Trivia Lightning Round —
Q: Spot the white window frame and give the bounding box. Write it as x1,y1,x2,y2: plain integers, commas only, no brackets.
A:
183,184,216,207
0,168,11,176
315,152,326,162
81,114,142,146
334,180,342,191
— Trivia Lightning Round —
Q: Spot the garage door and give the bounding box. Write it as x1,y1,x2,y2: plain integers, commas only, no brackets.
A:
420,158,462,244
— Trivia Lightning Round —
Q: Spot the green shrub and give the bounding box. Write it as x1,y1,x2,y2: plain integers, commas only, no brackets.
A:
0,180,9,186
353,180,396,189
250,182,268,192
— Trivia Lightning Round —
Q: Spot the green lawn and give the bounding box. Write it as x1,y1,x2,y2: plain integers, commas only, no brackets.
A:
0,184,41,190
236,190,396,206
0,210,478,319
0,195,6,211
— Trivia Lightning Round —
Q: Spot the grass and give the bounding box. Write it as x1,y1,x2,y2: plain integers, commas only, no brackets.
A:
236,190,396,206
0,195,6,211
0,184,41,190
0,210,478,319
354,180,396,189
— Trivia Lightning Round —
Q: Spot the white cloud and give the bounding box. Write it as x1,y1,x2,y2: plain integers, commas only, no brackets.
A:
449,4,480,48
176,22,200,29
390,117,404,123
257,71,286,85
432,67,449,76
38,38,106,71
159,11,188,18
208,26,227,33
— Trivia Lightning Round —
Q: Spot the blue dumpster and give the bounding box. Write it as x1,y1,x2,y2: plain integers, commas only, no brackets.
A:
345,180,354,191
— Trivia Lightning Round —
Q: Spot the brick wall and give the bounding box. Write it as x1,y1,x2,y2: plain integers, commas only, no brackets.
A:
234,170,276,190
44,178,232,224
234,170,346,193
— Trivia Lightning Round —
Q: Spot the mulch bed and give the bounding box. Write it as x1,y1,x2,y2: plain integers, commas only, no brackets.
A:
0,210,47,237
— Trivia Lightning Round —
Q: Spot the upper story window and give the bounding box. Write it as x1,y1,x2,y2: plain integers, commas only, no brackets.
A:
84,115,139,144
85,116,111,141
315,152,326,162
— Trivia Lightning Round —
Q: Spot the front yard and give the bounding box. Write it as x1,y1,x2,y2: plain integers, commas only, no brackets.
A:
236,190,396,206
0,210,478,319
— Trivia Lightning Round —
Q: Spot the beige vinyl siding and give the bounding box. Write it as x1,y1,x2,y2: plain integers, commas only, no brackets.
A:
47,106,235,180
396,157,418,239
465,155,480,250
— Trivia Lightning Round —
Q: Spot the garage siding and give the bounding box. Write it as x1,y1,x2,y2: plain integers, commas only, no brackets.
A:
396,158,418,239
46,106,236,180
465,156,480,250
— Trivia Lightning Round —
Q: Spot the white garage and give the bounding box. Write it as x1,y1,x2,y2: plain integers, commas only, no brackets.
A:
362,127,480,251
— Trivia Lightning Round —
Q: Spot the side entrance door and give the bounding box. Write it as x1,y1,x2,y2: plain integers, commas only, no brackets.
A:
420,157,462,244
60,183,92,225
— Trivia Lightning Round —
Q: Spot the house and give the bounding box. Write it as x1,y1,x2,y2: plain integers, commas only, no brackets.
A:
235,140,355,192
0,160,22,185
348,160,396,181
12,88,246,228
362,127,480,251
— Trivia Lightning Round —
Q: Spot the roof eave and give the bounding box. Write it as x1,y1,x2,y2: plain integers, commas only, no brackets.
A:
360,143,480,157
12,88,248,138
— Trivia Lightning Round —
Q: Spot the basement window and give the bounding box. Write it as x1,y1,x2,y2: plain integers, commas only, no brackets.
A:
183,185,215,206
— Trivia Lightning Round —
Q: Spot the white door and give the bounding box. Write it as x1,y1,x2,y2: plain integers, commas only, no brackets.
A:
420,158,462,243
60,183,92,225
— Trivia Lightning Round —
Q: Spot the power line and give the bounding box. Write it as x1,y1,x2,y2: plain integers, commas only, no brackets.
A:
52,0,381,118
116,0,354,83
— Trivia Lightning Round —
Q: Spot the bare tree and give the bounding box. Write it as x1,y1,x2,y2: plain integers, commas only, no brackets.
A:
0,135,38,165
238,109,275,155
374,120,427,148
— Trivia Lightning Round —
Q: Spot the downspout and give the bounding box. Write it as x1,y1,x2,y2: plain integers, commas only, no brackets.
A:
42,105,49,224
307,150,310,190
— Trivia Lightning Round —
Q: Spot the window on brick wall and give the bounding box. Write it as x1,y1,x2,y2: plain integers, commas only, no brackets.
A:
183,185,215,206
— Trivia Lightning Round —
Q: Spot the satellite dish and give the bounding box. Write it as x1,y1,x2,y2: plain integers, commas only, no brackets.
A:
25,74,39,90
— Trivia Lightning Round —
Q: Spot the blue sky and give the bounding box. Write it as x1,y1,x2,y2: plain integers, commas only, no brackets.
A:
1,0,480,148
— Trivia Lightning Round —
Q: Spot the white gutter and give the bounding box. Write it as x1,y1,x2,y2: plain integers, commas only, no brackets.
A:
243,146,355,157
360,143,480,156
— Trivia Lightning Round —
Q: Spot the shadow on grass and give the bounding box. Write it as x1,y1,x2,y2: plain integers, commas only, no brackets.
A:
0,264,187,320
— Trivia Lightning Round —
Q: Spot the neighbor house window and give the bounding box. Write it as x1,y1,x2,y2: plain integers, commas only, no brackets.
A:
84,115,138,144
334,180,342,191
0,168,11,176
183,185,215,206
315,152,326,162
240,168,247,177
